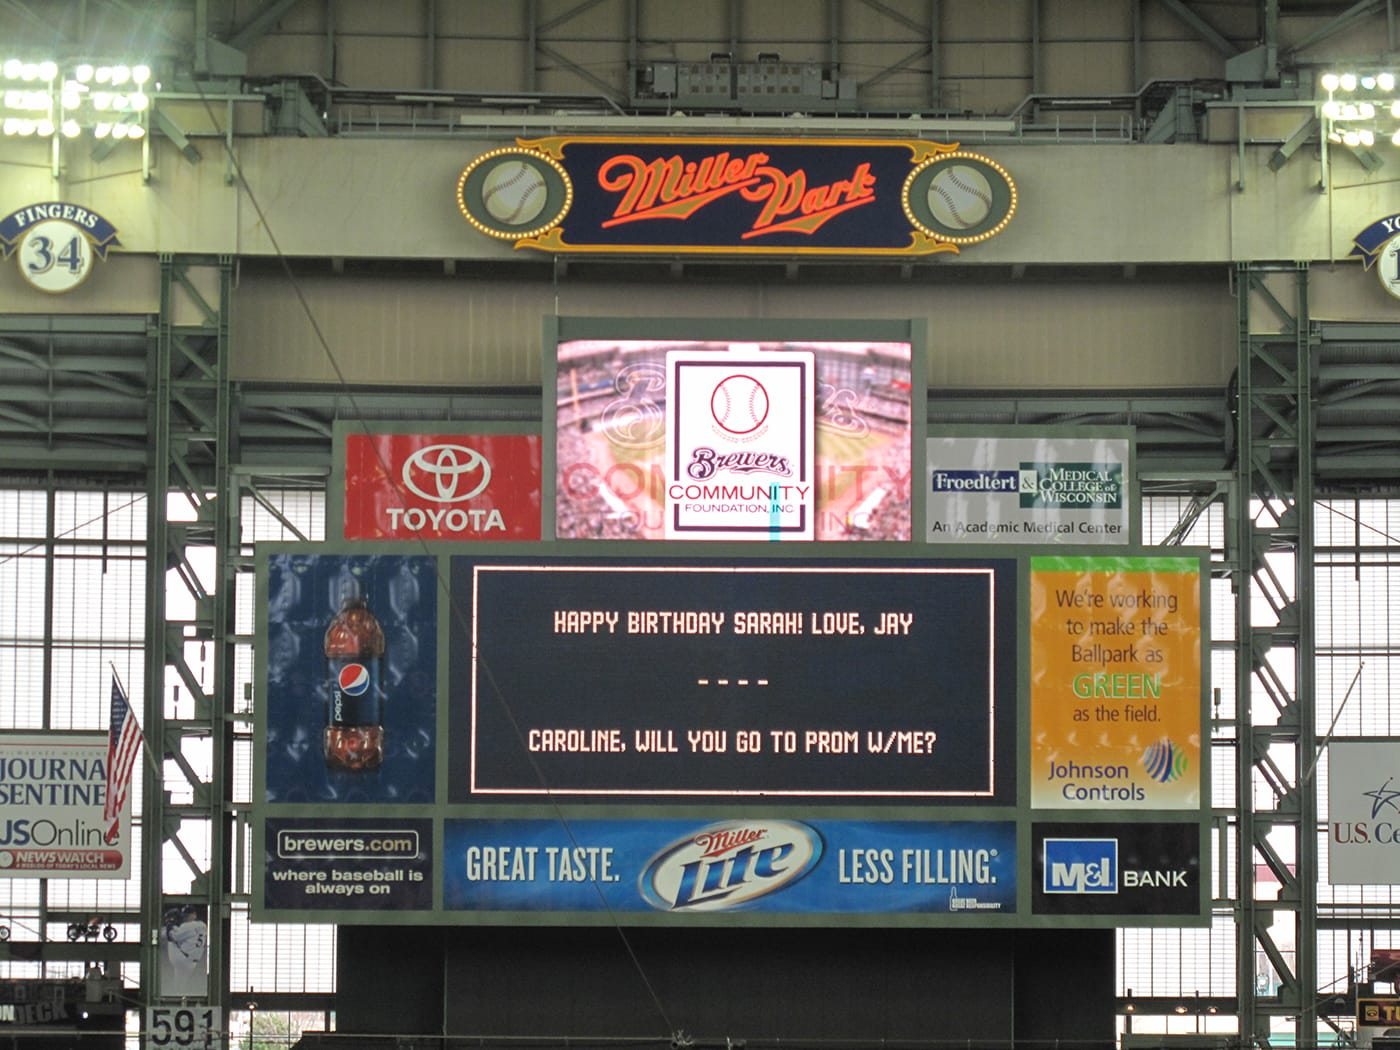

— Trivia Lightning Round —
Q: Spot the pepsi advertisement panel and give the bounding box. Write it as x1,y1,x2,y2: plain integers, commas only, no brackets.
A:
263,553,437,804
1031,822,1204,916
264,817,433,911
448,557,1016,802
442,817,1015,918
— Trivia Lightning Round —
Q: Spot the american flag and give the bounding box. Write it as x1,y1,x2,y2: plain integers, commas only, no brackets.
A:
104,676,143,845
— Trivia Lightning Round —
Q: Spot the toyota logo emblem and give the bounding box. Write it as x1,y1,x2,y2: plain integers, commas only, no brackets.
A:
401,444,491,503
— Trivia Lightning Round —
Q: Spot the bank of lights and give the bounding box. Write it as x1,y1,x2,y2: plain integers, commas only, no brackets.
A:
1319,70,1400,147
1,58,151,140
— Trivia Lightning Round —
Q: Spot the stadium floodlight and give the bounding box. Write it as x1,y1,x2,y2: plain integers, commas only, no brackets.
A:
1319,67,1400,152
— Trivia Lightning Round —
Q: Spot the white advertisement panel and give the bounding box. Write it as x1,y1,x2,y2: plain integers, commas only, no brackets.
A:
1327,740,1400,885
926,427,1133,545
664,347,817,540
0,733,131,878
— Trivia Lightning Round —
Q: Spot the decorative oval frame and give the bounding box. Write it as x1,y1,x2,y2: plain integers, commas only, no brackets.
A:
902,151,1018,246
456,147,573,242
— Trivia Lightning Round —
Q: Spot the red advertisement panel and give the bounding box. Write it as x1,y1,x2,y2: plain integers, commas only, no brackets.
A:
343,433,541,541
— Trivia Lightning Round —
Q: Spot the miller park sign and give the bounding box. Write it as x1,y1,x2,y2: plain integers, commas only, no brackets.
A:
456,136,1017,257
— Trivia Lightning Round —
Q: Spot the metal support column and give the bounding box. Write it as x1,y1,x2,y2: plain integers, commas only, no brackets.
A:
141,255,234,1033
1231,262,1318,1045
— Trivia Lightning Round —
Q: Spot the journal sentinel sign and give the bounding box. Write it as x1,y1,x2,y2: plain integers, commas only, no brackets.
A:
0,734,130,878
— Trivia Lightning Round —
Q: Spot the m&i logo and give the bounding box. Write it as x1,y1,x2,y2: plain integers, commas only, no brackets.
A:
1043,837,1118,893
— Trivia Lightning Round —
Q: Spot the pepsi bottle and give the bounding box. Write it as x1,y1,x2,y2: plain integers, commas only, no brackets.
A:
324,578,386,771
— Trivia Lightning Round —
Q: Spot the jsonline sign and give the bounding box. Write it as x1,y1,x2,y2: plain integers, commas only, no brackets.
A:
340,432,541,541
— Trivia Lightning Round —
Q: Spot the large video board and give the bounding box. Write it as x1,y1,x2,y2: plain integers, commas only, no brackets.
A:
548,317,924,542
252,545,1208,927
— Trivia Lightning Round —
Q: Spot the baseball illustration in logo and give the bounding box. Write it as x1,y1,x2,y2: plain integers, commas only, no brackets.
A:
902,152,1017,245
456,148,572,241
927,165,994,230
710,374,770,434
401,443,492,503
480,160,549,227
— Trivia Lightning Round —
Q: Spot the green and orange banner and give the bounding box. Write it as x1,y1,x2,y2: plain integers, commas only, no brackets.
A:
1030,555,1203,810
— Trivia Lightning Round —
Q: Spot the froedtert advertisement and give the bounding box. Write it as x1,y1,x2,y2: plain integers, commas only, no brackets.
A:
927,427,1133,545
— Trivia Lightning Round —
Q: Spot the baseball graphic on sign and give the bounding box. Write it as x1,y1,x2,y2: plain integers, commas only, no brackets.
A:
927,164,994,230
711,374,770,434
481,159,548,226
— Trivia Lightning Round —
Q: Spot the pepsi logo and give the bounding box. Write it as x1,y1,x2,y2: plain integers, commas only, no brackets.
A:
639,819,822,911
401,444,491,503
337,663,371,696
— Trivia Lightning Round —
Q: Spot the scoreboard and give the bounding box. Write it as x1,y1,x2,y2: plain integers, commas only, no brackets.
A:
253,546,1207,926
251,315,1206,927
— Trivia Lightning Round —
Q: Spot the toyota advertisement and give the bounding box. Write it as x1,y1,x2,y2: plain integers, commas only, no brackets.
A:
334,428,542,541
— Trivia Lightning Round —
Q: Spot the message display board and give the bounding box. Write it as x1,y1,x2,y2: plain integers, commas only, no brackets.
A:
452,558,1013,800
253,544,1209,928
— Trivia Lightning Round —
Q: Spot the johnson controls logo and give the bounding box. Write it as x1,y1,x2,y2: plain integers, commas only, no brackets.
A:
639,820,822,911
1044,837,1118,894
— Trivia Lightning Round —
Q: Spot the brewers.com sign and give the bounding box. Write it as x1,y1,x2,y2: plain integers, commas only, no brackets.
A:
456,136,1016,257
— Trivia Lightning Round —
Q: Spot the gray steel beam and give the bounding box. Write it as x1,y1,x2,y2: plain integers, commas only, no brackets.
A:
1158,0,1240,56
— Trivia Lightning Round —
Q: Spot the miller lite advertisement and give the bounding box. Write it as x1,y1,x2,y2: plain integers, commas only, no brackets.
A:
336,429,542,541
441,817,1016,918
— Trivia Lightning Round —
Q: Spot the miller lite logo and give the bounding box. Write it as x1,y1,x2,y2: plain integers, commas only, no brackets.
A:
639,820,823,911
341,432,542,541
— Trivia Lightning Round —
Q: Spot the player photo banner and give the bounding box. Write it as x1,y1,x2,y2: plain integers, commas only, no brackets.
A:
1029,556,1204,811
339,431,542,541
457,138,1016,257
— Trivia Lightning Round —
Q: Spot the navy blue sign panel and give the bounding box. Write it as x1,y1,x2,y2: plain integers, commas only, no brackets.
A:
263,817,434,911
455,138,1017,256
447,556,1017,803
1031,821,1202,916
